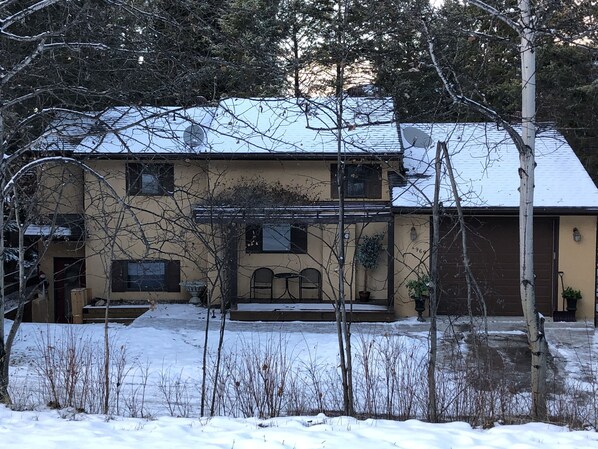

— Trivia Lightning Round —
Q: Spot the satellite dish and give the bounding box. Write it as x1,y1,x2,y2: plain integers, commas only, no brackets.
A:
402,126,432,149
183,124,206,148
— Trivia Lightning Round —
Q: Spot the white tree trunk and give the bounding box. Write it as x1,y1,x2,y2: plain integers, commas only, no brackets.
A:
519,0,548,420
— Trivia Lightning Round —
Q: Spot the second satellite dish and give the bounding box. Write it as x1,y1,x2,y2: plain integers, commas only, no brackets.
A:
183,124,206,148
403,126,432,148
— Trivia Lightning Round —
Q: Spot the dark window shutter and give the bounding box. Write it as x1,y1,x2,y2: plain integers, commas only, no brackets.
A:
330,164,339,199
126,164,141,195
291,224,308,254
246,225,262,253
165,260,181,292
366,165,382,198
111,260,127,292
160,164,175,194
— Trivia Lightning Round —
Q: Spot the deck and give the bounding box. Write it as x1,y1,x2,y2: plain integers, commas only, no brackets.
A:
229,301,396,322
82,304,151,324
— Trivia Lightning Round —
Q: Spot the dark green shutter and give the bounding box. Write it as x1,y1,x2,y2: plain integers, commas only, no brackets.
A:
291,224,308,254
330,164,339,199
246,225,262,253
161,164,175,194
165,260,180,292
111,260,127,292
366,165,382,198
126,163,141,195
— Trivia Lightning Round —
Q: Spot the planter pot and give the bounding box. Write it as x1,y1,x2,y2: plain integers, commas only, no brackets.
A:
565,297,579,312
412,295,428,322
180,280,207,306
552,310,576,322
358,291,371,302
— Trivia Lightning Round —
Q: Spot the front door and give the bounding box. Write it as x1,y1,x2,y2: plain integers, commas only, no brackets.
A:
53,258,85,323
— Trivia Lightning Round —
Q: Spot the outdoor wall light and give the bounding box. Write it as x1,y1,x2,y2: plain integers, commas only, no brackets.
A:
410,226,418,242
573,227,582,242
344,231,350,240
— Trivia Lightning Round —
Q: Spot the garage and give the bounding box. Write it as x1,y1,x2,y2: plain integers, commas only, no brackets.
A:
437,217,557,316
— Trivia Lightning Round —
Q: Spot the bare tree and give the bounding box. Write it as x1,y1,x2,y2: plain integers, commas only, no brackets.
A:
423,0,558,419
0,0,156,405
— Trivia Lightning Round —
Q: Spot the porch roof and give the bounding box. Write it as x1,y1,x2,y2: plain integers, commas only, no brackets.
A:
193,202,393,224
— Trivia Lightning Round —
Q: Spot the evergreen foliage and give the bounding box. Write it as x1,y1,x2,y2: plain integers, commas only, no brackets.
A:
355,233,384,271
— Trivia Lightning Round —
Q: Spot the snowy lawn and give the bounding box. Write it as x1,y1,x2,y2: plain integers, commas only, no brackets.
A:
1,408,598,449
2,304,598,448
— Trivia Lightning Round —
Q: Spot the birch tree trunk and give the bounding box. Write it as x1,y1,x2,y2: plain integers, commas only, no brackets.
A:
519,0,548,420
425,0,549,419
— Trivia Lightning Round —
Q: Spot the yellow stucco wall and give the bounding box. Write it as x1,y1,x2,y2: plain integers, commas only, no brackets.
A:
78,158,393,304
393,215,429,317
37,164,84,215
558,216,597,321
82,159,210,302
208,159,400,201
40,155,596,323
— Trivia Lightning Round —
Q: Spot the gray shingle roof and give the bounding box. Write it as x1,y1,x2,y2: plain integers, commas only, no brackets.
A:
393,122,598,210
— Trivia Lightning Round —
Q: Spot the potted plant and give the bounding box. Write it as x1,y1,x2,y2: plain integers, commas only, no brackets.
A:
562,286,582,312
355,233,384,301
406,274,430,322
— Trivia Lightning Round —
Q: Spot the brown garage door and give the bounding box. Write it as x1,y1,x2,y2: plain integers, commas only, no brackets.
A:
437,217,556,316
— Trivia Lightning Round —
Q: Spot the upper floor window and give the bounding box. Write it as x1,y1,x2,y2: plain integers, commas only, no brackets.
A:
246,224,307,254
126,163,174,196
331,163,382,199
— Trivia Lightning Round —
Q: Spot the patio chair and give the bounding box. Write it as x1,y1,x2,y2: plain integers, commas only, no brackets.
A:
250,267,274,301
299,268,322,300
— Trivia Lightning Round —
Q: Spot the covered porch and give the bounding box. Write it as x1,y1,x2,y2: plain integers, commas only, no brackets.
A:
194,202,396,321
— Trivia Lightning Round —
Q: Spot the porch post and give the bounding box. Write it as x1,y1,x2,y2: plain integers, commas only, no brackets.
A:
387,215,395,309
228,226,238,302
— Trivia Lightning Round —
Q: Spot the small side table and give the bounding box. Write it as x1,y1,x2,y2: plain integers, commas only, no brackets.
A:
275,272,299,300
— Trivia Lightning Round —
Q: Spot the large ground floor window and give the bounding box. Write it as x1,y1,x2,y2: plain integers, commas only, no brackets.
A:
111,259,180,292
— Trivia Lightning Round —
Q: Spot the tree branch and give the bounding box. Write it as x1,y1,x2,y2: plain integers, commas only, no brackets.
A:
423,19,527,154
0,0,62,30
465,0,521,32
1,39,45,85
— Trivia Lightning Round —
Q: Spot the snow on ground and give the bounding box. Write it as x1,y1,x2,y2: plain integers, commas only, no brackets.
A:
3,304,598,448
2,407,598,449
6,305,431,417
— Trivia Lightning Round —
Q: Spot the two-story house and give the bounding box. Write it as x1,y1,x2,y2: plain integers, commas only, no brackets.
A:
33,97,598,323
36,98,402,322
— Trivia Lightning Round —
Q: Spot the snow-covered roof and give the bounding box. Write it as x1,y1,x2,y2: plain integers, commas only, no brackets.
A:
393,122,598,210
208,97,400,155
59,98,399,156
73,106,216,154
32,111,99,153
24,225,71,237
